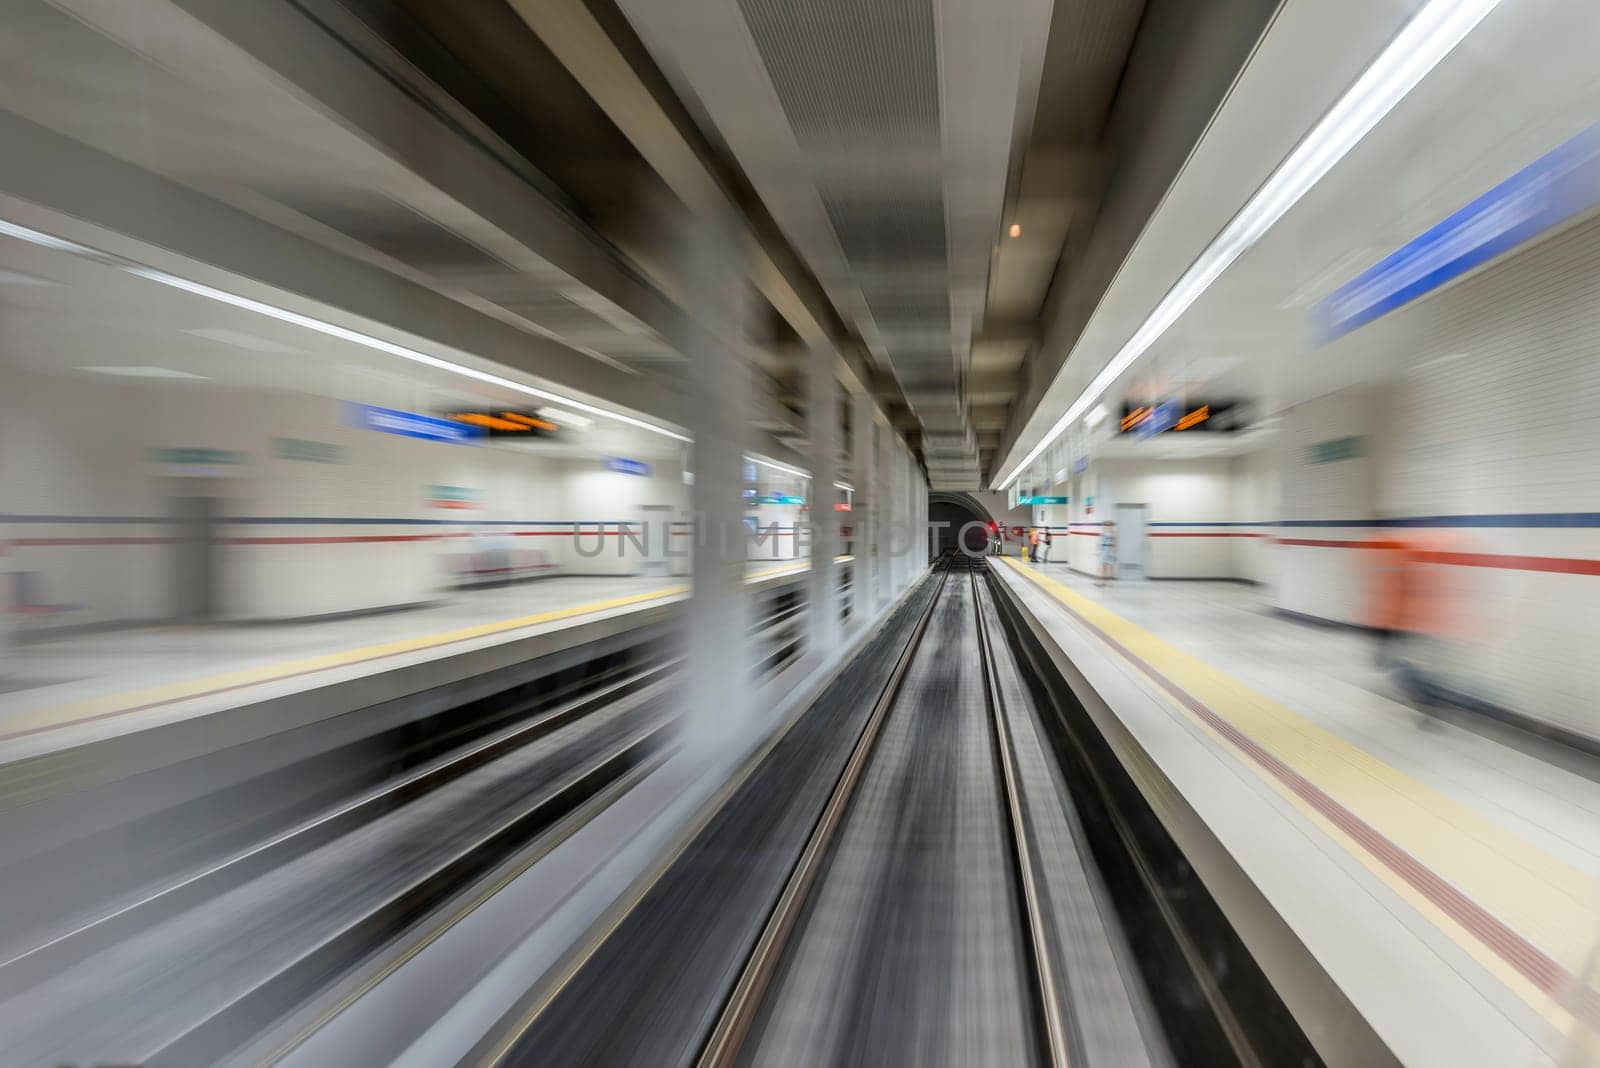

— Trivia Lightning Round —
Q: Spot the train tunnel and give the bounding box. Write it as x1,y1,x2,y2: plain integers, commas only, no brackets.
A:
928,492,995,556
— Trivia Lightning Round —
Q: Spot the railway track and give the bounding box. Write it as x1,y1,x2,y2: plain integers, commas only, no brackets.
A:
443,557,1171,1067
698,554,1117,1068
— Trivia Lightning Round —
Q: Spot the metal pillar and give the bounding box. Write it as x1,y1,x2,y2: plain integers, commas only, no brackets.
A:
806,344,840,658
875,417,894,611
887,443,907,594
850,392,876,628
682,225,751,737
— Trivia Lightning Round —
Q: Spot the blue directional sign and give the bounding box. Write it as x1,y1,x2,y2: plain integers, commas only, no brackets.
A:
1315,120,1600,343
1133,400,1180,440
605,456,652,476
345,403,481,444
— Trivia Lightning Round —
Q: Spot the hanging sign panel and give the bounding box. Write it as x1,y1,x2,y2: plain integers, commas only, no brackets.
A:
605,456,652,476
443,411,560,437
347,403,481,444
1314,121,1600,342
1120,398,1247,435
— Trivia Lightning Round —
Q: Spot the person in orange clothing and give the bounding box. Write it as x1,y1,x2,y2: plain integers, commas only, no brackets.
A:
1364,527,1474,707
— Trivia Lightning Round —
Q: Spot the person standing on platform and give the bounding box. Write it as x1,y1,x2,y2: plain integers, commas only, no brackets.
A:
1038,526,1052,563
1363,528,1476,713
1096,521,1117,587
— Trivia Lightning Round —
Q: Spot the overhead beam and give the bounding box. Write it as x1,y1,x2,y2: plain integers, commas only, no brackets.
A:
968,404,1011,429
508,0,901,415
148,0,681,345
969,371,1023,403
0,113,675,426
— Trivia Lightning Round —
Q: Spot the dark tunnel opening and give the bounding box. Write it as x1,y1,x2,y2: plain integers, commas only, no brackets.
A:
928,498,992,557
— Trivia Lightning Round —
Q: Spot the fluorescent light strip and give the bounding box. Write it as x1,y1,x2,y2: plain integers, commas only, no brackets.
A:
2,217,873,490
123,267,691,441
745,454,807,480
996,0,1501,490
743,456,856,493
0,218,690,442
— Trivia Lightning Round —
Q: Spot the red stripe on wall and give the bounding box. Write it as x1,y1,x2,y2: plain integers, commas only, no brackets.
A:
1419,550,1600,576
227,530,644,544
1148,531,1265,538
1275,538,1600,575
8,529,775,547
1274,537,1374,549
227,534,459,545
11,537,176,547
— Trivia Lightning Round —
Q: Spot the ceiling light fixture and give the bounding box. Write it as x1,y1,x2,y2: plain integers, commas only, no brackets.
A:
3,220,893,493
746,453,807,480
78,365,207,379
127,267,692,441
997,0,1502,490
0,218,690,442
183,327,303,353
1008,223,1022,239
536,405,594,428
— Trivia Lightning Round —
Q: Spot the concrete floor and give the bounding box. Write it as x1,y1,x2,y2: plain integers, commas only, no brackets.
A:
996,559,1600,1067
2,576,675,711
0,562,815,748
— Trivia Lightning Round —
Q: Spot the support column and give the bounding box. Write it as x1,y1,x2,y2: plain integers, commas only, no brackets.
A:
902,447,915,588
875,416,893,611
806,344,840,659
850,392,876,628
681,225,751,738
889,443,908,593
918,466,928,569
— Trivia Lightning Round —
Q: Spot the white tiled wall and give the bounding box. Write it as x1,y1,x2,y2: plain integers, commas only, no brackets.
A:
1230,447,1280,584
1272,386,1385,625
0,369,689,624
1277,211,1600,737
1089,458,1239,578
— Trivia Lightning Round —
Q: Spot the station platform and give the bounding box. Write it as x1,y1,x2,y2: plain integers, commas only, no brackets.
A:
0,560,825,764
991,559,1600,1068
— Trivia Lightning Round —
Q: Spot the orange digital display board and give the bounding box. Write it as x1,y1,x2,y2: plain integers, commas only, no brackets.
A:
444,411,560,437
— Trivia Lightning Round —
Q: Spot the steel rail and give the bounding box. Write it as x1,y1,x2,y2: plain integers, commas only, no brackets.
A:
694,559,954,1068
971,562,1074,1067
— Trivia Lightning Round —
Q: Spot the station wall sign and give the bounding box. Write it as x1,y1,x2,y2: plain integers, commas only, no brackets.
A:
1314,119,1600,343
1304,435,1367,465
148,447,249,477
273,437,344,464
426,484,483,509
605,456,652,476
1017,495,1069,505
346,403,482,444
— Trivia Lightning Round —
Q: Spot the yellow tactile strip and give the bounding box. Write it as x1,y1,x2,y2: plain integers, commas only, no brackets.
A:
999,558,1600,1038
1,559,834,745
0,587,688,744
